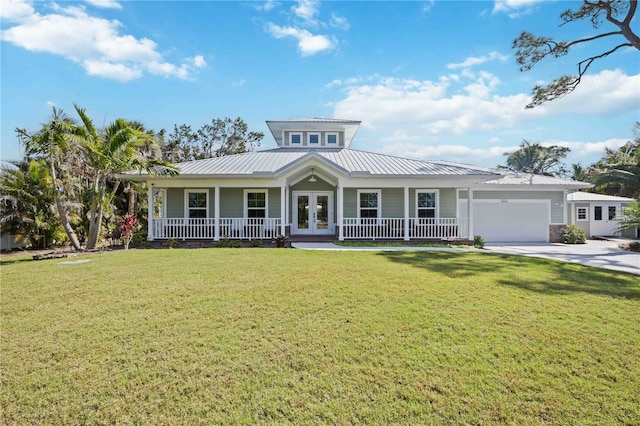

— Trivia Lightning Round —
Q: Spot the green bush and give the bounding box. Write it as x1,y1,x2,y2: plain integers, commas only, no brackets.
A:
272,235,288,248
473,235,485,249
563,224,586,244
250,239,262,248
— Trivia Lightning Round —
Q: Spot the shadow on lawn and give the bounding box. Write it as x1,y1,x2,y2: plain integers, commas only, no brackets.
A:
378,251,640,300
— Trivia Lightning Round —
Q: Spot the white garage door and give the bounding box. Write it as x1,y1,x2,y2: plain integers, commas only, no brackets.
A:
471,200,550,242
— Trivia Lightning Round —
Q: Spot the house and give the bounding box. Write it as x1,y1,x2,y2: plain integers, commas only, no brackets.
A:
126,118,592,243
567,192,638,238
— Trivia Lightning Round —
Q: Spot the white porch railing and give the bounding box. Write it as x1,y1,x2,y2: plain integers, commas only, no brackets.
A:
342,218,469,240
219,218,281,240
153,218,216,239
409,218,468,239
342,218,405,239
152,218,281,240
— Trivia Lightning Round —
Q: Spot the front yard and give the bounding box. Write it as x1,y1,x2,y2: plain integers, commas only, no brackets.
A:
1,249,638,424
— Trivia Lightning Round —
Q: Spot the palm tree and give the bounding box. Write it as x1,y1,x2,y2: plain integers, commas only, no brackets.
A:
0,159,68,248
16,108,83,250
504,140,570,177
73,105,176,250
592,129,640,199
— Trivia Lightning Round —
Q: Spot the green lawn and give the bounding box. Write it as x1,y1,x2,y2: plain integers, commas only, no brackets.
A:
2,249,639,425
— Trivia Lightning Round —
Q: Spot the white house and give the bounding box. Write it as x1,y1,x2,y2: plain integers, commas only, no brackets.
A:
126,118,593,243
568,191,637,238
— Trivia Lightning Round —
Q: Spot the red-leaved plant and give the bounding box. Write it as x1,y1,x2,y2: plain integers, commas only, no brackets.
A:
118,214,138,250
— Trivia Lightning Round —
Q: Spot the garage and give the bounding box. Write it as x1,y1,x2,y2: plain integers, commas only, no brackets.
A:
460,200,550,242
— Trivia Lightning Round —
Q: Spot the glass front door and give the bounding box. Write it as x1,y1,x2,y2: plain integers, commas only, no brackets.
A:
292,192,334,235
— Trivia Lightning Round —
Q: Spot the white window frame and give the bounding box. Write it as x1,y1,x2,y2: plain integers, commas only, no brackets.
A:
185,189,208,219
308,132,320,145
357,189,381,220
416,189,439,219
244,189,269,219
594,205,603,221
608,206,617,221
576,207,588,221
289,132,302,145
325,132,339,145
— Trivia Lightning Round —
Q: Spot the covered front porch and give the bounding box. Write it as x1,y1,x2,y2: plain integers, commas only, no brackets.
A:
146,177,476,242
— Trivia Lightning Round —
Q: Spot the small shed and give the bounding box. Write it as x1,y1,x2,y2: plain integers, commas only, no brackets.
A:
567,192,637,238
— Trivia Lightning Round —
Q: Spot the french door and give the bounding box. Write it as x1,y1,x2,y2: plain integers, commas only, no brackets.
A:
292,191,334,235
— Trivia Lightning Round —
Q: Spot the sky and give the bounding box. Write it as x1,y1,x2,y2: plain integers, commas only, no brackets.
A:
1,0,639,170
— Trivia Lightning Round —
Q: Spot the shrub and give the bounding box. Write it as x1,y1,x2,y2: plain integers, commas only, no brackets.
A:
272,235,289,248
250,239,262,248
118,215,138,250
213,237,230,248
563,224,586,244
229,240,242,248
473,235,485,249
163,238,179,249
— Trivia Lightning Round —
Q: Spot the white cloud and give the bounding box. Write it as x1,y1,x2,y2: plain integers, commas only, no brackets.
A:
492,0,545,17
447,51,509,70
1,2,204,81
254,0,279,12
0,0,34,21
330,12,350,30
540,69,640,116
84,0,122,10
266,23,334,56
46,100,57,108
292,0,319,22
191,55,207,68
421,0,435,13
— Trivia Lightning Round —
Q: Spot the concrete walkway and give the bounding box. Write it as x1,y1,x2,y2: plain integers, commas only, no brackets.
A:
291,240,639,275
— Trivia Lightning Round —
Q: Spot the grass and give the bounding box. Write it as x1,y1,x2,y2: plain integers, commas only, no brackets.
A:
332,240,471,248
2,249,639,425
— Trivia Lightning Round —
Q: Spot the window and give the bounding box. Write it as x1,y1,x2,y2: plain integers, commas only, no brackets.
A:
245,190,268,218
290,133,302,145
186,190,207,219
326,132,338,145
308,133,320,145
608,206,616,220
358,190,381,219
577,207,587,221
594,206,603,221
416,190,438,218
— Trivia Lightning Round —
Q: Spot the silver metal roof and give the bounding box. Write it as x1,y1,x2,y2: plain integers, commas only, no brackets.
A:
478,172,593,188
170,148,500,177
567,192,634,202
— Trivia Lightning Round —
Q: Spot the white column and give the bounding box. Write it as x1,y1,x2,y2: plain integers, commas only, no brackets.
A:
467,187,474,241
285,185,290,235
563,190,568,225
214,186,220,241
337,184,344,241
280,185,286,236
147,183,154,241
404,186,410,241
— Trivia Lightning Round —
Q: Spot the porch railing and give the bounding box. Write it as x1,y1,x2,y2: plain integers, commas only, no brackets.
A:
152,218,281,240
342,217,468,240
219,218,280,240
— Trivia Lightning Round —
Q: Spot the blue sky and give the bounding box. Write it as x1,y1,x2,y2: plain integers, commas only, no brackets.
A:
2,0,639,169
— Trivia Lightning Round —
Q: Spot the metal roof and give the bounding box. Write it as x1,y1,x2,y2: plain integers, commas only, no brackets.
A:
567,192,635,202
478,172,593,188
170,148,500,177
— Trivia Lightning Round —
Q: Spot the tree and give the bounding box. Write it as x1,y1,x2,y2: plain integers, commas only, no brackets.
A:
160,117,264,163
73,105,176,250
16,107,83,250
513,0,639,108
503,140,570,177
592,122,640,198
0,159,67,248
615,201,640,234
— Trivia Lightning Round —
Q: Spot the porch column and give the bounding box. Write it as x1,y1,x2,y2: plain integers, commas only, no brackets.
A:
280,185,286,236
337,184,344,241
467,187,474,240
214,186,220,241
563,190,568,225
404,186,410,241
147,183,154,241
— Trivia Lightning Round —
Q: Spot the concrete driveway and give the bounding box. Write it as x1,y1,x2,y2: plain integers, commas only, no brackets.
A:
292,240,639,275
484,240,639,275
